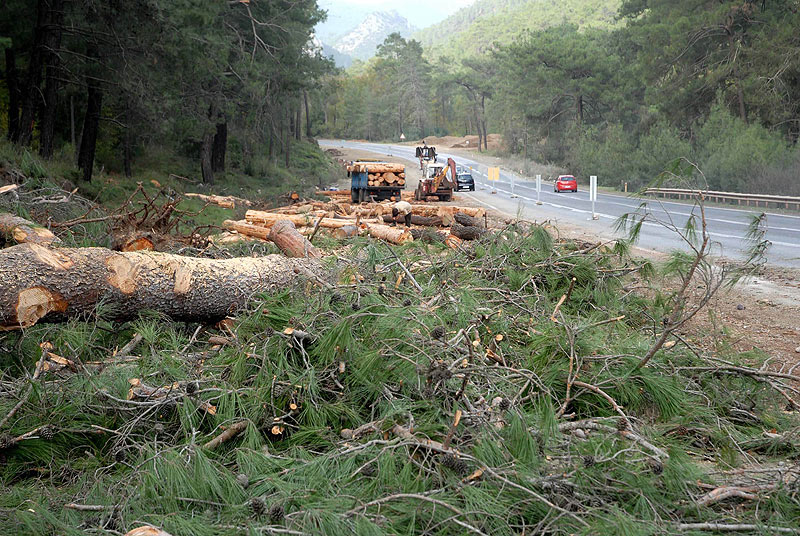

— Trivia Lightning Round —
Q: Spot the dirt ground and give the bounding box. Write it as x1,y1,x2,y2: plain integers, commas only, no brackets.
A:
326,146,800,371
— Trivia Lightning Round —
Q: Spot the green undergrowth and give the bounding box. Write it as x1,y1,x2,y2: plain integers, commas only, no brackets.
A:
0,138,345,232
1,225,799,535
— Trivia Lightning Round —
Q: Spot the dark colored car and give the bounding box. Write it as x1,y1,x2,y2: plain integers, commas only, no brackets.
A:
554,175,578,192
456,172,475,191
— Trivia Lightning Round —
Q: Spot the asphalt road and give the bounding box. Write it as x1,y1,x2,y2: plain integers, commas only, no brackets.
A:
320,140,800,267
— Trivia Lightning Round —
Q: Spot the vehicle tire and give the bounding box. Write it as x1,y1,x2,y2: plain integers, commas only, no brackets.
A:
470,186,475,191
351,189,359,203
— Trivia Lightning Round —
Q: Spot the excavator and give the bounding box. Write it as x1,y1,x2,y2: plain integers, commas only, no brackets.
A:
414,157,456,202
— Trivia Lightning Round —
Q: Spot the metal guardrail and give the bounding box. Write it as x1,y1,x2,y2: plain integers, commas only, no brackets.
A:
642,188,800,211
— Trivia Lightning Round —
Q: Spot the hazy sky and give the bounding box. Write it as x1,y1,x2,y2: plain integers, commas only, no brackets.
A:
316,0,476,41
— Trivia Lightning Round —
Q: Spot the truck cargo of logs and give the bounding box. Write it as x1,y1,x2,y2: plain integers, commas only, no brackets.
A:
0,243,317,329
366,171,406,188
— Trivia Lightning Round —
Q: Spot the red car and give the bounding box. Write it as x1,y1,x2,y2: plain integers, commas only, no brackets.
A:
554,175,578,192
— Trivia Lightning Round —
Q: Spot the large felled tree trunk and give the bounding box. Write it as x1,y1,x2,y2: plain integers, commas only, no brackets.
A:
77,83,102,182
0,244,316,329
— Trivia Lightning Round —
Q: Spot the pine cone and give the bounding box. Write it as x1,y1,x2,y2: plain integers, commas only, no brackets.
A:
430,326,446,340
583,455,596,468
250,497,267,518
330,293,344,304
440,453,469,475
351,302,361,311
361,464,375,477
268,503,285,523
185,381,198,395
39,425,56,440
616,419,628,432
498,398,511,411
0,434,15,450
402,298,412,307
649,459,664,475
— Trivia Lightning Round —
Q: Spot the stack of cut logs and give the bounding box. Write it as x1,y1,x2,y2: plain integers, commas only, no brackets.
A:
220,197,486,250
347,163,406,188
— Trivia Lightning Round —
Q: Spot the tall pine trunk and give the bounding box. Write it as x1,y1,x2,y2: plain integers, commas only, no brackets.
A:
5,49,20,141
17,0,49,146
77,83,102,182
200,132,214,184
38,0,64,159
211,121,227,173
480,95,488,150
284,109,291,168
304,90,311,138
295,102,302,141
123,108,132,178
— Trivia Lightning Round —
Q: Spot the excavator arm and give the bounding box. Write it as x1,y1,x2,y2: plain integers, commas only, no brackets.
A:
432,158,456,191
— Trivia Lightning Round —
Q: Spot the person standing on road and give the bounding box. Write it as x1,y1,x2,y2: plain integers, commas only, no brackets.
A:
392,200,413,227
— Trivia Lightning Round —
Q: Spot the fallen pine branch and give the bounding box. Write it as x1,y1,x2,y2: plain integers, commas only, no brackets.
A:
204,420,248,450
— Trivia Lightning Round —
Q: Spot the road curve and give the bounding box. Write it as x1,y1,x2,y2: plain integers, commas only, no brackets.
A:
320,140,800,267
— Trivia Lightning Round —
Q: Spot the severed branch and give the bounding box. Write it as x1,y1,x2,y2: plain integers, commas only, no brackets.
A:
203,420,249,450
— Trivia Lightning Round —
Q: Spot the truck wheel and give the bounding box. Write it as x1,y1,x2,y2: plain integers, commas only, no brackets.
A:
351,189,359,203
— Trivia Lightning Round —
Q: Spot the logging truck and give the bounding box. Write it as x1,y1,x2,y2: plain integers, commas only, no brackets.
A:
346,161,406,203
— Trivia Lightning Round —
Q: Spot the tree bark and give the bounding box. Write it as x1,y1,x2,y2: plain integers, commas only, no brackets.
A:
450,223,485,241
211,121,227,173
331,225,358,239
200,130,214,184
366,224,413,245
123,122,133,178
0,243,316,329
77,82,102,182
38,0,64,159
268,220,320,258
295,102,302,141
5,49,20,142
284,109,291,168
17,0,49,146
0,213,60,246
453,212,483,228
304,90,312,138
480,94,488,150
244,211,353,229
382,214,443,227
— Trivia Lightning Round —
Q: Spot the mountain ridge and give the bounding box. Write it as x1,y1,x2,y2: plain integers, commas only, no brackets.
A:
332,10,416,61
413,0,621,59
